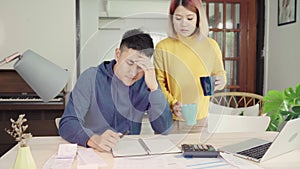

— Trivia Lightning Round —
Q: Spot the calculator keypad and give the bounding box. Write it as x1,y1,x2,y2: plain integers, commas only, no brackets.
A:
181,144,219,158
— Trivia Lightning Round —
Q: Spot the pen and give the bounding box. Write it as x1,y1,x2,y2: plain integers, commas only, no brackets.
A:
120,130,129,139
138,138,151,154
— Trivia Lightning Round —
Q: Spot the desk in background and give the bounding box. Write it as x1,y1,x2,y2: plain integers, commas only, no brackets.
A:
0,132,300,169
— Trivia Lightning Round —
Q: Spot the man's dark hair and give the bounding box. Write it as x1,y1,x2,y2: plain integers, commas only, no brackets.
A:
120,29,154,57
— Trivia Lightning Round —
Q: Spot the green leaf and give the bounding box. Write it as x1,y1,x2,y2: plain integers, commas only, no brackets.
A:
284,90,294,104
267,112,284,131
280,111,291,116
263,90,284,114
268,124,278,131
285,114,292,121
284,85,300,105
292,106,300,114
264,84,300,131
295,84,300,101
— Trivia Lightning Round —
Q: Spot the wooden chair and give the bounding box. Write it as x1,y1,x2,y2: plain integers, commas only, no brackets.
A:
210,92,264,115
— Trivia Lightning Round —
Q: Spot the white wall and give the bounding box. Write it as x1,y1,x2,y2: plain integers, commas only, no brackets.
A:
79,0,169,73
80,0,99,49
3,0,298,94
76,0,99,87
264,1,300,92
0,0,76,92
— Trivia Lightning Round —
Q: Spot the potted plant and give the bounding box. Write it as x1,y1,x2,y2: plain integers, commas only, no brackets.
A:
5,114,37,169
263,84,300,131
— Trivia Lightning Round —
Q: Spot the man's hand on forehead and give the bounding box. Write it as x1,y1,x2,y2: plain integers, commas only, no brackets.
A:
133,55,154,71
133,52,157,92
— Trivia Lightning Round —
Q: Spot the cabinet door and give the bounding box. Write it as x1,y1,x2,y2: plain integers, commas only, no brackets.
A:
204,0,257,92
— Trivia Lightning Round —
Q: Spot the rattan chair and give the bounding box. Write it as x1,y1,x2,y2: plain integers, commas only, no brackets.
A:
210,92,264,115
207,113,270,133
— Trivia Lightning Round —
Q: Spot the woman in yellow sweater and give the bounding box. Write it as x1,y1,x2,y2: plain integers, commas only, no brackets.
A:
154,0,226,133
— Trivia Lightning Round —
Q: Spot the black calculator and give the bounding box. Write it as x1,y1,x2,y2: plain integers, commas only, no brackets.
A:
181,144,220,158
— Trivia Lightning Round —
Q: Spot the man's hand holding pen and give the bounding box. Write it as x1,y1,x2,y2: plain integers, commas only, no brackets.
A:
119,130,129,139
87,129,123,152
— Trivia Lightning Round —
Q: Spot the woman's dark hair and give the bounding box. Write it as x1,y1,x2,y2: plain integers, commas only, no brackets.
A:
120,29,154,57
168,0,209,38
170,0,200,28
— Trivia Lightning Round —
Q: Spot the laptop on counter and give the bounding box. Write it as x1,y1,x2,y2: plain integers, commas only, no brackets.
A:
218,118,300,162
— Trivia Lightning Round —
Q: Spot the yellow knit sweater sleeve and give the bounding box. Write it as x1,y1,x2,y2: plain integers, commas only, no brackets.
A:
154,43,178,108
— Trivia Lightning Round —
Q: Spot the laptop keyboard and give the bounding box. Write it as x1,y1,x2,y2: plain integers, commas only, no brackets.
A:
237,142,272,159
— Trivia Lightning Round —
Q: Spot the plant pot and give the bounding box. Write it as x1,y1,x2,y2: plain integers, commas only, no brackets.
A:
14,146,37,169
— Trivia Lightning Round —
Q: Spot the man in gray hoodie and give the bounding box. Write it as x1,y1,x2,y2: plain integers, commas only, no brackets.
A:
59,29,173,152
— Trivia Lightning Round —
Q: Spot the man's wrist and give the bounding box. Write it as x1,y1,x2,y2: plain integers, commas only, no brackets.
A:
87,137,94,148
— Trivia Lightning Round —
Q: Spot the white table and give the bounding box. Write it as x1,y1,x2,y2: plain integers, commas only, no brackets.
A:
1,132,300,169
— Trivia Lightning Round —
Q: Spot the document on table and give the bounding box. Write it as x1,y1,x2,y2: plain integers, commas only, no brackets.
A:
112,137,181,157
113,151,265,169
113,154,237,169
77,148,107,167
43,144,107,169
43,144,77,169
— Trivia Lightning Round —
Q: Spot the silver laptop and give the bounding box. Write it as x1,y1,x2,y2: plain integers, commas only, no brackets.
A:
218,118,300,162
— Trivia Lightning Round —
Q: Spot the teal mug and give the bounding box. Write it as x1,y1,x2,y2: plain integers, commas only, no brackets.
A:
181,103,198,126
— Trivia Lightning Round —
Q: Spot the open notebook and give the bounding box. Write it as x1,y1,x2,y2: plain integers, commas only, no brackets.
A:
112,137,181,157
